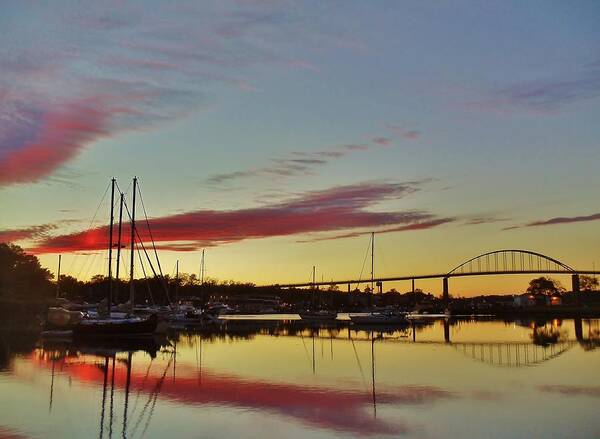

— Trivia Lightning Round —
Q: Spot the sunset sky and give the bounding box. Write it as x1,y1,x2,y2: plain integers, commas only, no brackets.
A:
1,1,599,295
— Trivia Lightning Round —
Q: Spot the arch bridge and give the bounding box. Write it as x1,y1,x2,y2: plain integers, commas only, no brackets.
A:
275,249,600,303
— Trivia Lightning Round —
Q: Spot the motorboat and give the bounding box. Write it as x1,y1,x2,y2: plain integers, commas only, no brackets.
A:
349,311,407,325
299,310,338,321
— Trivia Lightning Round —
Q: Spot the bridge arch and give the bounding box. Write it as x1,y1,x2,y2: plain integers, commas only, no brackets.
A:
446,249,575,276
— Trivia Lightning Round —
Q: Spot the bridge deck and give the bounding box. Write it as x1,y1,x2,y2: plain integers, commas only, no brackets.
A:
273,270,600,288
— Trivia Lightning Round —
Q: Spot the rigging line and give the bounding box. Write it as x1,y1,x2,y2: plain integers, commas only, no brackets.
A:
357,233,371,288
65,181,112,275
136,182,167,283
114,180,132,200
136,242,155,306
79,252,100,281
122,198,171,303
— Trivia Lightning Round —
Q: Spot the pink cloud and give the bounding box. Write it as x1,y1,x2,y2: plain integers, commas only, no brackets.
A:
372,137,392,146
0,224,57,243
0,98,109,186
505,212,600,230
29,181,451,253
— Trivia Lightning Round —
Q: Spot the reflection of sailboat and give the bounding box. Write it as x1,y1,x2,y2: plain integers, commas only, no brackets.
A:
41,339,173,439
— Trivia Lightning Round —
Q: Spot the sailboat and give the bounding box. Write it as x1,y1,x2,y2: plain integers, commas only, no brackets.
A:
78,177,158,337
299,266,337,321
349,233,407,326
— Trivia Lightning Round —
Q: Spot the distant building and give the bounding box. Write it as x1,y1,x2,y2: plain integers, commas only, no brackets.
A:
513,292,562,307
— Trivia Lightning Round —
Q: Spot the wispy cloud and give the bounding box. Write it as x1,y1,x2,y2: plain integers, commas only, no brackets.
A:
206,139,387,186
0,223,58,243
297,218,453,243
0,219,82,243
0,2,348,187
29,181,452,253
385,124,421,140
463,216,511,226
471,60,600,113
505,212,600,230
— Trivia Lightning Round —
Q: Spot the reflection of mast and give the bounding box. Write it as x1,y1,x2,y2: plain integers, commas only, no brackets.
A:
99,356,109,439
312,330,316,374
371,336,377,418
196,335,202,386
173,339,177,382
122,352,132,439
109,355,116,439
49,355,56,412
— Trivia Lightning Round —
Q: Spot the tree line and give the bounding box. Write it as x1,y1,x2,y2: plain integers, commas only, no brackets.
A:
1,243,598,308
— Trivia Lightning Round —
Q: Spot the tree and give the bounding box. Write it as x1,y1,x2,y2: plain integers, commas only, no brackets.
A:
0,243,53,299
579,275,599,292
527,277,563,295
57,274,84,300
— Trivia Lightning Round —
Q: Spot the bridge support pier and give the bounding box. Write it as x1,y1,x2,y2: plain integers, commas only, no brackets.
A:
442,277,449,308
572,274,580,305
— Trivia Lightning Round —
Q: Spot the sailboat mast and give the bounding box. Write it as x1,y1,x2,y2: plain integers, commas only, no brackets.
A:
312,265,316,309
371,232,374,293
175,259,179,306
108,177,116,315
55,254,61,299
200,249,205,285
115,193,124,299
128,177,137,313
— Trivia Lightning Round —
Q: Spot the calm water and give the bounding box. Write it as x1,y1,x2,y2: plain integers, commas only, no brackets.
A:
1,317,599,438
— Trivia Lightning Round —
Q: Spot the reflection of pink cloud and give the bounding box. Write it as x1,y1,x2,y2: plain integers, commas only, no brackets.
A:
538,385,600,397
0,99,108,186
32,354,452,436
0,426,28,439
30,182,452,253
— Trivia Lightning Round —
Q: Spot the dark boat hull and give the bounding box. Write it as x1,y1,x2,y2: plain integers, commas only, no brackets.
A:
73,314,158,338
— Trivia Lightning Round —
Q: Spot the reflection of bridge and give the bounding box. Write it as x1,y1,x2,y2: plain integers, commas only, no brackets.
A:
450,341,575,367
275,249,600,303
218,318,596,368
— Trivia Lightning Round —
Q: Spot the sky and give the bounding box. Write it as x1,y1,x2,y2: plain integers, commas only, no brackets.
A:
1,0,599,295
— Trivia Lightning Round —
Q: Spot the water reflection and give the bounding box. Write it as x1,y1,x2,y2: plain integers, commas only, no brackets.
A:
1,318,600,438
